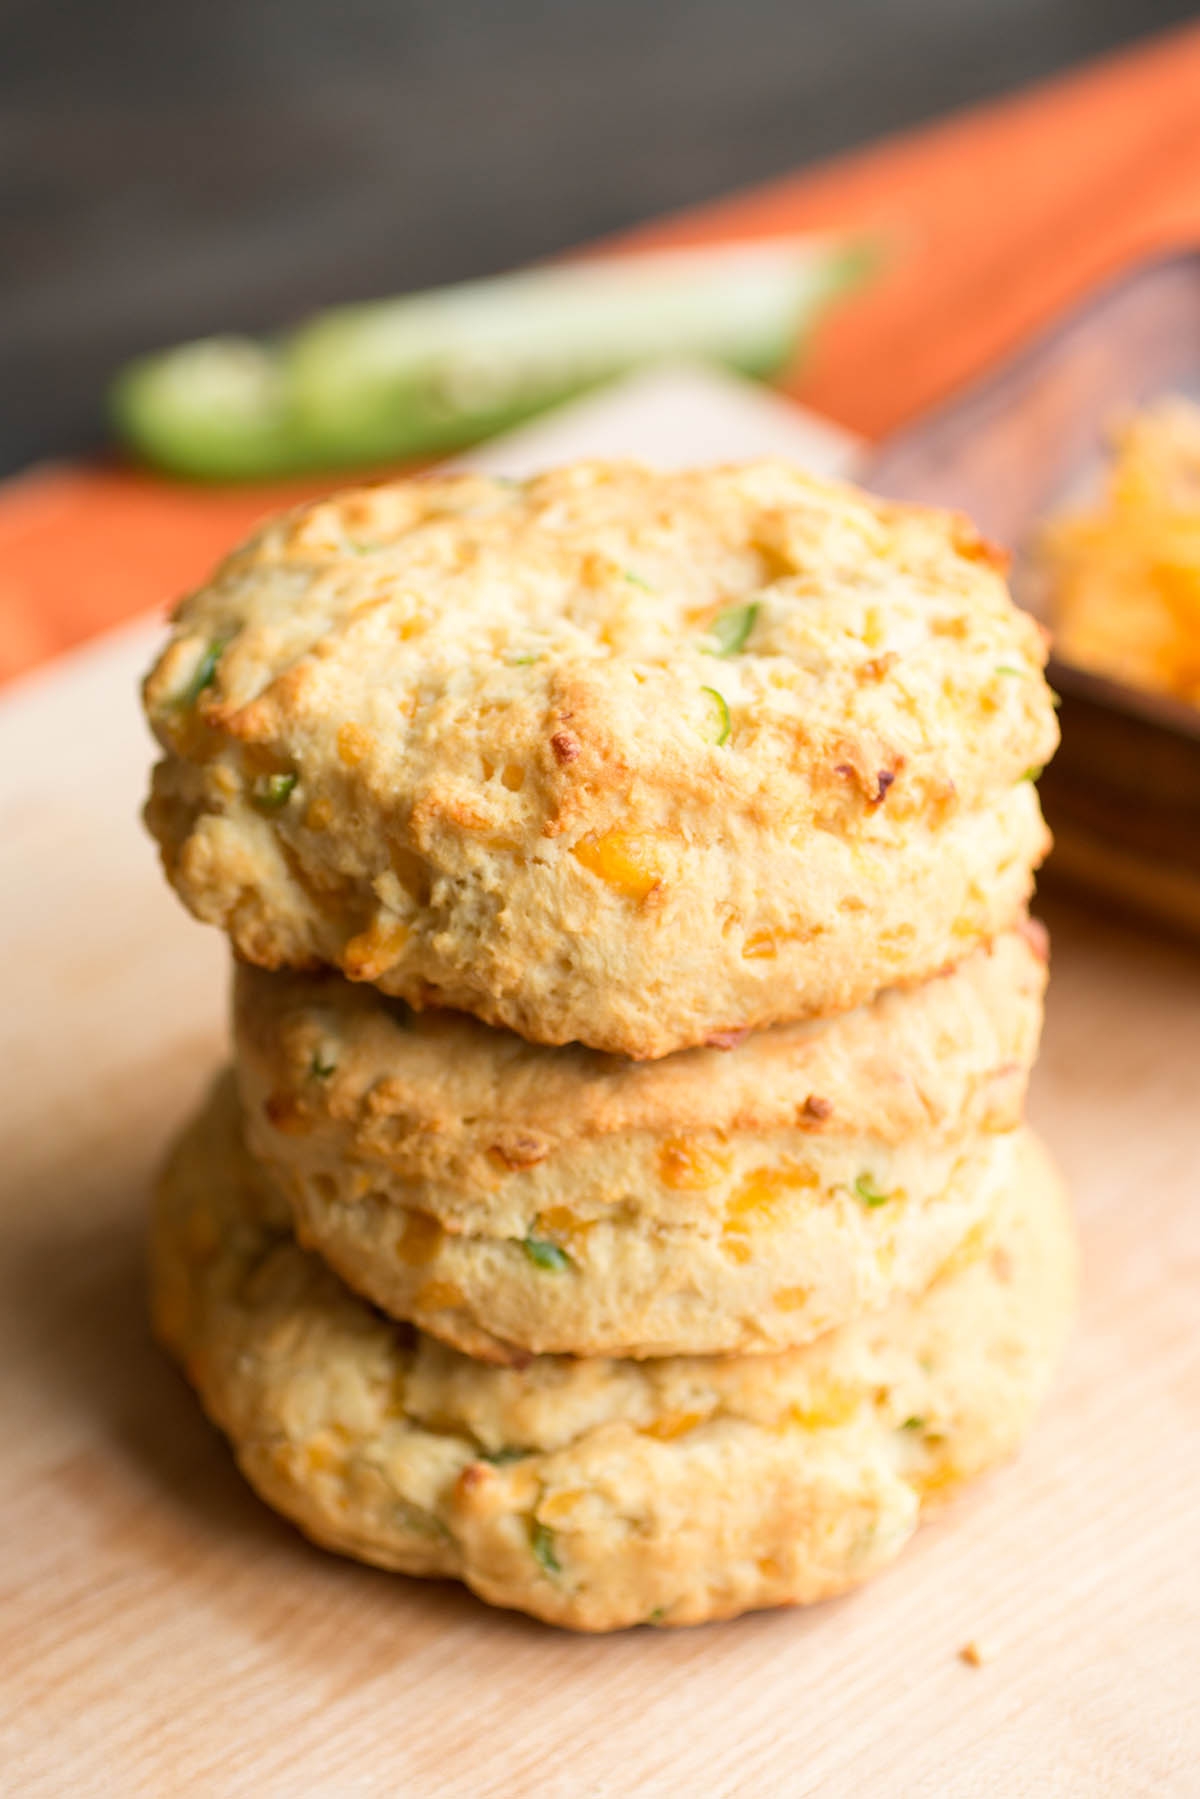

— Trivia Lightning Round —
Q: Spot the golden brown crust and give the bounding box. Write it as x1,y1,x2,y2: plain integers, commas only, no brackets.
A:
150,1078,1076,1632
236,928,1045,1149
234,930,1046,1358
143,461,1057,1056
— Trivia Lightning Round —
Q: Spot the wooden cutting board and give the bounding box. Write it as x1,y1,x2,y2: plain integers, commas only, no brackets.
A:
1,372,1197,1797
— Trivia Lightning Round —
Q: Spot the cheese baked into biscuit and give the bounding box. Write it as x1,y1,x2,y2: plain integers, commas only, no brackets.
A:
144,461,1057,1057
235,926,1046,1359
151,1077,1076,1632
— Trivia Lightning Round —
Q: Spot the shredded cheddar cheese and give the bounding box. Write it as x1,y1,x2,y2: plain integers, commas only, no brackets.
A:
1042,397,1200,704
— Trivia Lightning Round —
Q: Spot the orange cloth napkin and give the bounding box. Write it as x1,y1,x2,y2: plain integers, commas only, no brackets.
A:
4,19,1200,687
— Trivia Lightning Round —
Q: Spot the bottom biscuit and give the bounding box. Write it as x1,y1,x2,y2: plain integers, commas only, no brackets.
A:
150,1077,1077,1633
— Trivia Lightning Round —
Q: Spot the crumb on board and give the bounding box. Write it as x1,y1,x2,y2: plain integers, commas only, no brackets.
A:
959,1639,991,1668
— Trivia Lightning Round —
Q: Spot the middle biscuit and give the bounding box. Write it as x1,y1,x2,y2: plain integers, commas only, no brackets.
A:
235,924,1046,1362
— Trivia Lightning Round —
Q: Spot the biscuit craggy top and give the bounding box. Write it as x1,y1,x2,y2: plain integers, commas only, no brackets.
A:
144,461,1058,1055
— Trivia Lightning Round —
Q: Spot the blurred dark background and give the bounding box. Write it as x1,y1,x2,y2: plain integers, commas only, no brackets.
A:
3,0,1194,473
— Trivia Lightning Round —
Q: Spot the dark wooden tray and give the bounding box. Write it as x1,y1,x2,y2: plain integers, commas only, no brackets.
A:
862,251,1200,937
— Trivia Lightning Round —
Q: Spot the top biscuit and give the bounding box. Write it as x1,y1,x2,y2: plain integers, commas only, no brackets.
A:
143,461,1057,1057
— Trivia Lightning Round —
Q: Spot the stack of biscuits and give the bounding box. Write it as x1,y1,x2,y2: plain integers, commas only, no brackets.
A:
143,460,1075,1632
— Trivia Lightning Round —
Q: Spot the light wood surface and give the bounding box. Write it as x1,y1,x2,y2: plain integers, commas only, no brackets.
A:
1,378,1198,1797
